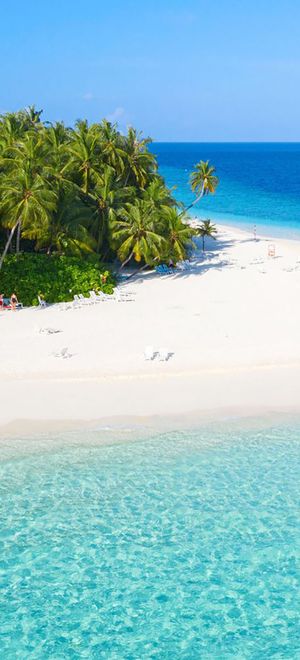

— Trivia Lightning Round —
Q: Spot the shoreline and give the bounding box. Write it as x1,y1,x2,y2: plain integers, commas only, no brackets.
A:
1,363,300,437
2,405,300,442
190,209,300,242
1,221,300,436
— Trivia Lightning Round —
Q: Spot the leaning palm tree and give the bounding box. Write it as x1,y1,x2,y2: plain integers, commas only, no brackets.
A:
111,199,166,267
197,219,217,251
184,160,218,214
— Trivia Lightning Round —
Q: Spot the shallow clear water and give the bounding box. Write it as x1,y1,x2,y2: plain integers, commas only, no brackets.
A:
1,424,300,658
151,142,300,238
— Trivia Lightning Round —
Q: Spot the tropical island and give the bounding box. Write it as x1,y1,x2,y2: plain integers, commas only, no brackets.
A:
0,106,217,305
1,107,300,433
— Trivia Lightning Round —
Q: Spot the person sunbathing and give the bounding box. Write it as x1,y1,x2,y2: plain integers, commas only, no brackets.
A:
10,292,18,311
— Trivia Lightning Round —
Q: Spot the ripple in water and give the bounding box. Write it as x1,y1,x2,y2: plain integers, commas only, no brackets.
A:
0,425,300,658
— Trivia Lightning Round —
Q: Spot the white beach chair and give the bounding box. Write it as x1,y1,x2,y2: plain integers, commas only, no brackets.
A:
38,295,47,308
158,347,170,361
114,290,133,302
53,346,71,359
144,345,155,360
37,327,61,335
73,294,83,308
89,290,102,303
79,293,92,305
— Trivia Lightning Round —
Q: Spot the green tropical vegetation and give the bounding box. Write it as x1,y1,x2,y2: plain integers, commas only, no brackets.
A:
0,254,114,307
0,106,218,304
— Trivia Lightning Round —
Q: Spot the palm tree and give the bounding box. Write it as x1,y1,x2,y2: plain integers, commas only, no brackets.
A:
67,120,101,195
0,168,57,268
88,166,133,254
184,160,219,214
44,122,71,176
197,219,217,251
123,127,156,188
0,131,51,254
142,177,175,209
0,111,27,151
160,208,195,263
24,105,43,130
99,119,126,173
111,200,166,267
36,190,95,256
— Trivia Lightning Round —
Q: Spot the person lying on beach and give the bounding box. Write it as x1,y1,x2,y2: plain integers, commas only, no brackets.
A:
10,292,18,311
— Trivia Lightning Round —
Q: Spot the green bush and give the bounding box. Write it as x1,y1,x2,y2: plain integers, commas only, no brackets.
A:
0,254,115,306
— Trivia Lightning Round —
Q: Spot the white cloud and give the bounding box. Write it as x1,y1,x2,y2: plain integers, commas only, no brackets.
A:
106,107,125,123
83,92,94,101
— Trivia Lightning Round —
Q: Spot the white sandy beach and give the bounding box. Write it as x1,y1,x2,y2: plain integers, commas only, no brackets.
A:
1,223,300,432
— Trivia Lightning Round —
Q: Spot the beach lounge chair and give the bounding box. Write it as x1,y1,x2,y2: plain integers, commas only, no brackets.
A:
144,345,155,360
53,347,71,359
42,327,61,335
36,326,52,334
113,288,134,302
100,291,114,301
158,348,170,361
78,293,93,305
156,264,173,275
38,295,47,308
73,294,84,308
177,260,191,271
89,290,102,303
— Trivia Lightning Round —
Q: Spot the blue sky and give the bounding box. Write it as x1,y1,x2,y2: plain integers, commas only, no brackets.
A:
1,0,300,140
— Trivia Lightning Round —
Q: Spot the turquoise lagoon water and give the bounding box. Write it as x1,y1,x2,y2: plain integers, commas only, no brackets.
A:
151,143,300,238
1,424,300,658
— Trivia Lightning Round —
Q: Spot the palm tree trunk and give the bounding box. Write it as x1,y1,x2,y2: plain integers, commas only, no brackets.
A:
179,183,205,217
0,222,18,270
120,250,134,269
126,256,159,280
97,212,105,253
16,220,21,253
124,168,130,187
202,235,205,251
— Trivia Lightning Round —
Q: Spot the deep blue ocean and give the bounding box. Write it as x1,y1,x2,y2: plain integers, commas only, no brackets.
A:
151,143,300,238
